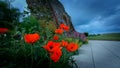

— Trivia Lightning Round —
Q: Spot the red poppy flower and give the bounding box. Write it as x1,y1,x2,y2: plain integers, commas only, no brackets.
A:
63,26,70,31
66,42,78,52
24,33,40,44
53,35,59,40
43,41,60,53
59,23,66,29
0,28,9,34
61,40,68,47
50,48,62,62
59,23,70,31
43,41,54,52
55,29,63,34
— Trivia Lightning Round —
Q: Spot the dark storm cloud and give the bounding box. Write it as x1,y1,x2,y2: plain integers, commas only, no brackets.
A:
60,0,120,33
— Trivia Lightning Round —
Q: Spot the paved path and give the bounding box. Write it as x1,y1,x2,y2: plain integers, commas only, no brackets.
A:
73,40,120,68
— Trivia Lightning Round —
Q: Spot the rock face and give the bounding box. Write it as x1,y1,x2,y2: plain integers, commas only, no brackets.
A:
26,0,75,32
26,0,87,41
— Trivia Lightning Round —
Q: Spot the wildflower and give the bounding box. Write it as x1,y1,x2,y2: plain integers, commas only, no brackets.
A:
59,23,66,29
50,48,62,62
55,29,63,34
61,40,68,47
0,28,9,34
59,23,70,31
24,33,40,44
66,42,78,52
53,35,59,40
43,41,60,52
43,41,62,62
63,26,70,31
43,41,54,52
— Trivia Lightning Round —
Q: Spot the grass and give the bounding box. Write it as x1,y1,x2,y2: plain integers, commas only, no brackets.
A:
88,33,120,41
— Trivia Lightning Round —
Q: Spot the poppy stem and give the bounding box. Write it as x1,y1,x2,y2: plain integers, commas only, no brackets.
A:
31,45,33,68
49,59,52,68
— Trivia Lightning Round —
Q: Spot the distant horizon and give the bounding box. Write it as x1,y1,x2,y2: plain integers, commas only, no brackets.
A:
89,32,120,34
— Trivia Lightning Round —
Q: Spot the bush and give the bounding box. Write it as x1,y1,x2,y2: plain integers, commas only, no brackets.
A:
0,16,80,68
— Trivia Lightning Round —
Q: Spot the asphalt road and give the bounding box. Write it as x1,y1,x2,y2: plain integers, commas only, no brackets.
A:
73,40,120,68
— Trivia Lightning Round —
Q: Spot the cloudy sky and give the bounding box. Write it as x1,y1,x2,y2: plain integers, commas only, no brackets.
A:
12,0,120,34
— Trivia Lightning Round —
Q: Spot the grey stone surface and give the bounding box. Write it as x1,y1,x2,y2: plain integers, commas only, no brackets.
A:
26,0,75,31
73,40,120,68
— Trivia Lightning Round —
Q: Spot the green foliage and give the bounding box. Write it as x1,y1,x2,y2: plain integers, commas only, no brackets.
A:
0,1,21,29
0,15,81,68
20,16,41,33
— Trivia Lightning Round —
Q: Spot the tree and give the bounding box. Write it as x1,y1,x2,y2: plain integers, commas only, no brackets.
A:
0,0,21,29
84,32,89,37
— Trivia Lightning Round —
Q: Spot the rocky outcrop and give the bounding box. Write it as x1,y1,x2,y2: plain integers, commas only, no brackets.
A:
26,0,75,31
26,0,87,42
